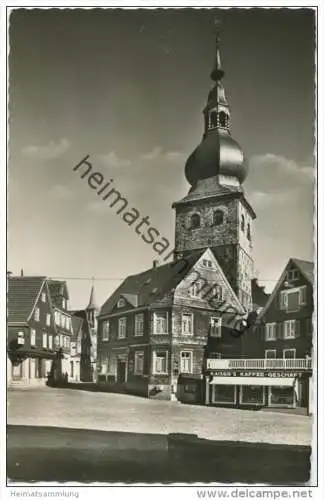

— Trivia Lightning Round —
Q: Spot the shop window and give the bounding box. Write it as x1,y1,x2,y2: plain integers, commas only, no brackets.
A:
241,385,264,405
269,387,295,407
214,385,236,404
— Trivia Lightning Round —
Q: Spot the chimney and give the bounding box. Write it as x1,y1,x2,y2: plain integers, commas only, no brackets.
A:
20,268,24,277
153,260,159,269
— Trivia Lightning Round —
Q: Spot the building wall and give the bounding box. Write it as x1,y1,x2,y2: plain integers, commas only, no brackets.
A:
244,265,313,359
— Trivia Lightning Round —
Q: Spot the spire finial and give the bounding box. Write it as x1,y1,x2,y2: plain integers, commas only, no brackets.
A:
211,17,224,82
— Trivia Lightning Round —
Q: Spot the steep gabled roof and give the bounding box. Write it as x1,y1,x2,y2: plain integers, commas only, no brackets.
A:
7,276,46,323
71,315,83,341
100,251,205,317
258,257,314,320
87,285,98,310
48,280,69,300
292,258,314,285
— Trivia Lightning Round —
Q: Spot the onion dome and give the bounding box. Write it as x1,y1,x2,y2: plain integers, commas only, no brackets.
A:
185,29,248,187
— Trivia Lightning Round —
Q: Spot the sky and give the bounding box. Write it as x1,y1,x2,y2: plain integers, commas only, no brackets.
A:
8,8,315,310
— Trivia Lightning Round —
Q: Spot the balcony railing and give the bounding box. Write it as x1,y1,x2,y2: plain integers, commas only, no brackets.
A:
206,358,312,371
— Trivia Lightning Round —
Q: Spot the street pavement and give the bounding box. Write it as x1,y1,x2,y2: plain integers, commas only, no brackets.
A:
8,386,312,445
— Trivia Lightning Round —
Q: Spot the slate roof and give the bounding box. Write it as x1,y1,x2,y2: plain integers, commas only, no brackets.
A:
292,258,314,285
100,252,204,316
7,276,46,323
258,257,314,320
251,279,269,309
48,280,69,299
71,315,83,341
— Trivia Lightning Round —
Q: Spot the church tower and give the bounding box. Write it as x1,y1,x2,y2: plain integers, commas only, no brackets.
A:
86,284,98,330
172,27,256,311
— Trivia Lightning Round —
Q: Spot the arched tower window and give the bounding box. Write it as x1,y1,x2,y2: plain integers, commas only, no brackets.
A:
209,110,218,129
213,210,224,226
191,213,201,229
219,111,228,128
240,214,245,232
247,223,251,241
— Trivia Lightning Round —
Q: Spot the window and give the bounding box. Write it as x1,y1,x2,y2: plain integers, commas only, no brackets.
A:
265,323,276,341
153,311,168,334
41,292,46,303
42,333,47,348
286,269,300,282
299,286,307,305
213,210,224,226
118,317,126,339
66,317,70,331
211,285,223,301
191,213,200,229
55,311,60,326
283,349,296,359
210,317,222,338
102,320,110,341
135,314,144,336
61,314,65,328
60,334,64,347
16,331,24,345
281,287,307,312
181,313,193,335
240,214,245,231
180,351,193,373
189,282,200,298
54,335,60,348
30,328,36,346
48,335,53,350
219,111,228,128
153,350,168,374
265,349,276,359
46,314,51,327
202,259,213,268
210,110,218,128
66,336,70,349
134,351,144,375
117,298,126,308
247,223,251,241
284,320,296,339
34,307,40,322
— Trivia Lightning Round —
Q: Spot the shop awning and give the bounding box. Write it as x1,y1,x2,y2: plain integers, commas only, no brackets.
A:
210,376,295,387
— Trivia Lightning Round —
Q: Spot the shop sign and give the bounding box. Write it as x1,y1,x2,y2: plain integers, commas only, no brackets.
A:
212,370,300,378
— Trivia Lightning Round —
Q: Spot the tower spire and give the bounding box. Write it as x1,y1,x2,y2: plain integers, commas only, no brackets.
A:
211,18,224,82
87,279,97,311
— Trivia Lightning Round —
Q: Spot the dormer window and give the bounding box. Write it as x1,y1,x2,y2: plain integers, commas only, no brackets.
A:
117,298,126,308
191,213,200,229
213,210,224,226
240,214,245,231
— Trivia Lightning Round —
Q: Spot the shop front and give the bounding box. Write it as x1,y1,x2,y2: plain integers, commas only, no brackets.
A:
206,371,304,409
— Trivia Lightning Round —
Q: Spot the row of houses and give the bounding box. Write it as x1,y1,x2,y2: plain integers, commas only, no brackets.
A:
95,253,313,412
7,271,98,386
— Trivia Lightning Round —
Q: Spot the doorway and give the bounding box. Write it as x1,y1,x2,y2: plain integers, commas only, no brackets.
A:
117,360,126,383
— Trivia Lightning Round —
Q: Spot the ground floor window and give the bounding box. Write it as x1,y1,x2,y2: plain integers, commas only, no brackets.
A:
134,351,144,375
240,385,264,405
213,385,236,404
268,386,295,407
